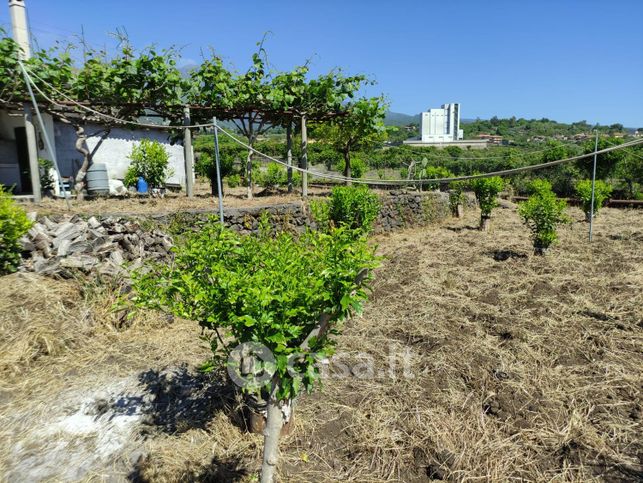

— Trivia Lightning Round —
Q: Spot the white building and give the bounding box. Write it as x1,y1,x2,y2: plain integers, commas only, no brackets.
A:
0,108,190,196
420,103,464,143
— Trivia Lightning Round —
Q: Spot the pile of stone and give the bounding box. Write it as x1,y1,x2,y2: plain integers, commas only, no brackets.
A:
20,215,173,278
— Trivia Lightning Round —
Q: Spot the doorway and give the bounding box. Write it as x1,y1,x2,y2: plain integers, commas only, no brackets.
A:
14,126,32,194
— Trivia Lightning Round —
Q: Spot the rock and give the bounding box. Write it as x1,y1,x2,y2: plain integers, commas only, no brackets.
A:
110,250,124,266
87,216,101,229
19,236,35,252
60,255,100,271
56,239,72,257
33,257,60,275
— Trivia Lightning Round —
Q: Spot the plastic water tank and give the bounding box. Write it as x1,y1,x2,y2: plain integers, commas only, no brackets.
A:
86,163,110,196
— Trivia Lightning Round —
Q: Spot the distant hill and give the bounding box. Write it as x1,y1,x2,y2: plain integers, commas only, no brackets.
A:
385,111,421,126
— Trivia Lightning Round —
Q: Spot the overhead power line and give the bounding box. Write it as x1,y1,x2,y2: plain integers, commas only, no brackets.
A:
216,124,643,185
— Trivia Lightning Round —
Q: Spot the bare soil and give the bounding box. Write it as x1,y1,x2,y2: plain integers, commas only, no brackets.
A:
20,181,332,217
1,206,641,482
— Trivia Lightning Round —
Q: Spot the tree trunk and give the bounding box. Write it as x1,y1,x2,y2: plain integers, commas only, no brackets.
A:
260,392,286,483
246,148,254,200
343,150,352,186
480,215,490,231
73,125,91,200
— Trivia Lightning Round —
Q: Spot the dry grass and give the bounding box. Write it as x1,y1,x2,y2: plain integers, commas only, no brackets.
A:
0,205,641,482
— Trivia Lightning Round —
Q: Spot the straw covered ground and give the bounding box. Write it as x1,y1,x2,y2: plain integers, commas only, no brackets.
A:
0,205,641,482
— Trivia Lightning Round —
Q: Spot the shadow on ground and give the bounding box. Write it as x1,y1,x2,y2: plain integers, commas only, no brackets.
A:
112,364,237,434
129,454,248,483
445,225,479,232
114,364,248,482
486,249,529,261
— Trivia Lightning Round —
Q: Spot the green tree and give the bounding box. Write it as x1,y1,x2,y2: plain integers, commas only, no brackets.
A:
131,222,378,483
315,97,388,183
123,139,171,188
518,179,569,254
615,150,643,198
575,179,612,220
579,137,625,179
469,176,505,230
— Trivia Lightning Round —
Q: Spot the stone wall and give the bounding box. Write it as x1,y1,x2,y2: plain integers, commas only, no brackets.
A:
21,190,467,277
156,202,314,235
375,191,452,233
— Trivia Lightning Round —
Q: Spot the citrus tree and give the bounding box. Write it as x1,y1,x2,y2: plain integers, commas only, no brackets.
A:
123,139,171,188
131,221,378,482
469,176,505,230
315,97,388,183
518,179,570,254
575,179,612,220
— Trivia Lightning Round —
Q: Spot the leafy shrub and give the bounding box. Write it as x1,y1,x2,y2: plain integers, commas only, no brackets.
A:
469,176,505,217
404,158,453,191
316,185,381,235
575,179,612,218
526,178,554,196
422,166,453,191
227,173,242,188
39,158,54,192
0,185,32,274
258,163,287,187
131,221,379,401
123,139,171,188
195,150,236,194
448,181,466,215
334,156,367,179
518,179,569,252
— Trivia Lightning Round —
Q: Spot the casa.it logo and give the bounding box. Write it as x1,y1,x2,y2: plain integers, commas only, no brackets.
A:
227,341,276,390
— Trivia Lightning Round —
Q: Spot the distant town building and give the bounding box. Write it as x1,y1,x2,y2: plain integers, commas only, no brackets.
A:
420,103,464,143
476,133,506,145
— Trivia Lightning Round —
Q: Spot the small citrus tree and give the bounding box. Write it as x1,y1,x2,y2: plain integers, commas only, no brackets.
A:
131,220,378,482
575,179,612,221
0,185,32,275
518,179,570,255
469,176,505,231
311,185,381,235
123,139,171,189
448,181,466,217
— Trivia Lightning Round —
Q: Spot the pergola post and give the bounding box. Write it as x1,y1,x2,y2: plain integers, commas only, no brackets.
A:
300,114,308,198
23,103,41,202
183,106,195,197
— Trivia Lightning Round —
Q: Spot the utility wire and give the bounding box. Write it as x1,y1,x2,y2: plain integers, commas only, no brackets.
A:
216,123,643,185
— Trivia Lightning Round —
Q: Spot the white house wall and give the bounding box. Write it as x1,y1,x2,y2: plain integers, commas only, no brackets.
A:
54,122,188,187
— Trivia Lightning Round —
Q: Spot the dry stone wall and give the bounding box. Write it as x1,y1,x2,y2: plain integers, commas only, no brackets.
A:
20,190,464,278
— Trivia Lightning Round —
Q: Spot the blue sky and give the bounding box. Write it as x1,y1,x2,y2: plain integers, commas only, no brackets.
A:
1,0,642,126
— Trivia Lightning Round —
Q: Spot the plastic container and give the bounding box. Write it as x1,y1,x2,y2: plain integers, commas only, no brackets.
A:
136,177,148,193
86,163,110,196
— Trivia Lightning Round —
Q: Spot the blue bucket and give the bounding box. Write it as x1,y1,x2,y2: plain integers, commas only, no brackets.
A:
136,177,148,193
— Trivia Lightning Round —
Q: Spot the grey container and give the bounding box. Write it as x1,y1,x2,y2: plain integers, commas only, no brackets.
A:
86,163,110,196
